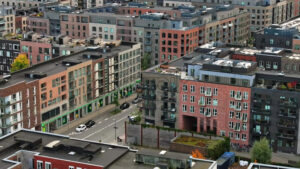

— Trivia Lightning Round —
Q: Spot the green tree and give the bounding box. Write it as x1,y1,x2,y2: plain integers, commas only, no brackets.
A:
251,137,272,163
142,53,151,70
11,53,30,72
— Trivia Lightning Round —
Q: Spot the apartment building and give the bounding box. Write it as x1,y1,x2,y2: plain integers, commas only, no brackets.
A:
141,53,255,145
251,71,300,154
0,42,141,135
0,0,58,9
0,6,15,36
60,13,90,39
89,13,117,41
26,15,50,35
0,40,20,75
15,16,27,34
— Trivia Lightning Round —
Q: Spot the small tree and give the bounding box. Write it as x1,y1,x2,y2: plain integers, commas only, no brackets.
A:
142,53,151,70
251,137,272,163
11,53,30,73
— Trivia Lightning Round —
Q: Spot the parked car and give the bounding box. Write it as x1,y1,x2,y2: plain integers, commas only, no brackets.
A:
128,115,138,122
132,97,142,104
120,102,130,110
85,120,95,128
76,124,87,132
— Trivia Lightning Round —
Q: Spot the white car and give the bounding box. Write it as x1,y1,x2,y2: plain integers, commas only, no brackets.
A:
76,124,86,132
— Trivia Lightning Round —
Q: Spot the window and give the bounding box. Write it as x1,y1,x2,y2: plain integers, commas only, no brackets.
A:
242,113,248,122
243,102,248,110
190,85,195,92
242,134,247,141
182,105,187,112
213,109,217,116
200,86,205,94
182,84,187,92
69,167,74,169
265,105,270,110
200,107,205,114
190,106,194,113
235,123,240,131
235,133,240,140
190,96,195,103
266,61,271,69
229,132,233,138
220,130,225,136
45,162,51,169
270,39,274,45
230,101,235,108
182,94,187,102
243,92,248,100
213,88,218,96
242,123,247,131
37,161,43,169
213,99,218,106
229,111,234,118
229,122,234,129
199,96,205,105
205,108,211,116
236,112,241,119
230,90,235,98
206,97,211,105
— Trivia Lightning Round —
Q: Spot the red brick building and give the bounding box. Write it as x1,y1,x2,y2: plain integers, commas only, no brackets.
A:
26,16,50,35
159,27,199,63
20,40,52,65
179,80,251,145
34,155,103,169
60,13,90,39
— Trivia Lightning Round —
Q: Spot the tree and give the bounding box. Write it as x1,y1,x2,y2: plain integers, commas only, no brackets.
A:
141,53,151,70
11,53,29,73
251,137,272,163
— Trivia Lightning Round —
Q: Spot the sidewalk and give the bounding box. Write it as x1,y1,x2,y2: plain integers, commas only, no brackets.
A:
234,151,299,164
54,94,137,135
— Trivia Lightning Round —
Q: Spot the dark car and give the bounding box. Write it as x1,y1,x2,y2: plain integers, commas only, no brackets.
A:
85,120,95,128
120,102,130,110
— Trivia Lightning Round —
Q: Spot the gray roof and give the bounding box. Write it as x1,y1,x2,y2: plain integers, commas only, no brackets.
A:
0,43,134,89
0,130,130,169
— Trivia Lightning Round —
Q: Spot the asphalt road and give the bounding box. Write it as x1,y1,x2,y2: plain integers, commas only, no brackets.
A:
64,104,138,144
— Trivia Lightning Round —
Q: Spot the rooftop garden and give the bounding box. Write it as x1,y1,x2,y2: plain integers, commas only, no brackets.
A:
174,135,216,147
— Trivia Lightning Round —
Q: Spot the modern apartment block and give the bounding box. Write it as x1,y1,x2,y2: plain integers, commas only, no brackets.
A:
0,40,20,75
26,15,50,35
0,6,15,36
0,0,58,9
60,12,90,39
89,13,117,41
0,42,141,135
141,51,255,145
251,71,300,154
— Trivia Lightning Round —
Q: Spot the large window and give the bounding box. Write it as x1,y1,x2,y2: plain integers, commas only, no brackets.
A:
45,162,51,169
37,161,43,169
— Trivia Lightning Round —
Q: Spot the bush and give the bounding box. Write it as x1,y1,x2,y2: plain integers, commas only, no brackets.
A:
207,139,229,160
251,137,272,163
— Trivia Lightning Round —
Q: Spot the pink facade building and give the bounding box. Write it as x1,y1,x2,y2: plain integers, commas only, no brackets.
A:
20,40,52,65
179,80,251,145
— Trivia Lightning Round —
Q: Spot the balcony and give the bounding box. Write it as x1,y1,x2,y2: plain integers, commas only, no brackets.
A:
277,133,295,140
161,96,168,101
278,113,297,119
0,122,12,128
161,115,176,123
253,119,270,124
0,101,10,107
168,107,176,112
234,95,242,101
143,95,156,100
277,123,296,129
144,41,152,45
279,101,297,108
235,106,242,111
143,103,156,110
145,34,151,38
161,106,168,111
170,87,177,92
169,97,176,103
205,91,212,96
161,85,169,91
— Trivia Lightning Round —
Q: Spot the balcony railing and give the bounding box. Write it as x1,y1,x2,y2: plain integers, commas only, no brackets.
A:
0,101,10,107
161,106,168,111
0,122,12,128
234,95,242,101
278,113,297,119
253,119,270,124
142,95,156,100
277,123,296,129
277,133,295,140
161,115,176,123
279,101,298,108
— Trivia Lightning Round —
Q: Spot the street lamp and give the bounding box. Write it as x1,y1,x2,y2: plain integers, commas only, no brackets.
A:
113,119,118,142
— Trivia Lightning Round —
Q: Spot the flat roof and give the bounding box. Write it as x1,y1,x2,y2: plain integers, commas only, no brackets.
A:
0,130,129,169
0,43,134,89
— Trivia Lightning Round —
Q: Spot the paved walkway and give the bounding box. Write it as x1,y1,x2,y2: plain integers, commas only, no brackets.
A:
54,94,137,134
234,151,300,164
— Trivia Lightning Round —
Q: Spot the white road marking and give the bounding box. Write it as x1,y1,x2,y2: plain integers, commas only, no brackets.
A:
82,116,128,140
98,121,102,124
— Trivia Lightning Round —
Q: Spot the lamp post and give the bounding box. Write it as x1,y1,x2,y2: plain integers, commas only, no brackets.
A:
113,118,118,142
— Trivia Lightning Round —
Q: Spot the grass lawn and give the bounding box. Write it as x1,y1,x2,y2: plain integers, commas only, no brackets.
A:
174,135,216,147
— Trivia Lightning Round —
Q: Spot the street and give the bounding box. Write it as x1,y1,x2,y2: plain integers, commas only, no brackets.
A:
63,104,138,144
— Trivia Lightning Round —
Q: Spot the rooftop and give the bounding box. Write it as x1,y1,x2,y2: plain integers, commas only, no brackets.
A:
247,163,299,169
0,42,135,89
0,130,129,169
